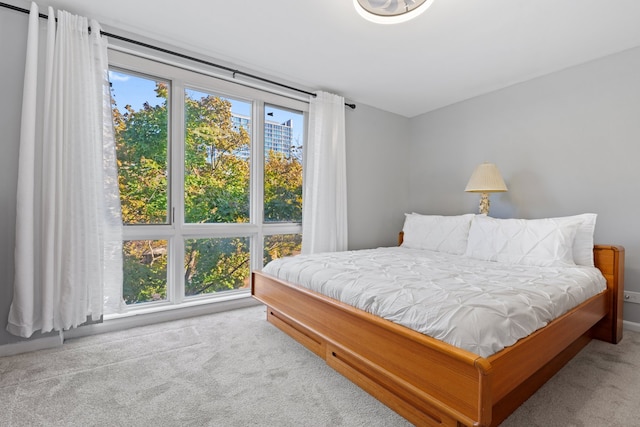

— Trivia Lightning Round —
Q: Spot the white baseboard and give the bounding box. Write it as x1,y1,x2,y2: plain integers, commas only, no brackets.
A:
623,320,640,333
0,333,63,357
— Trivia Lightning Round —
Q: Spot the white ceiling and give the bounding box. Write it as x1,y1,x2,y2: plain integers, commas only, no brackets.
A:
30,0,640,118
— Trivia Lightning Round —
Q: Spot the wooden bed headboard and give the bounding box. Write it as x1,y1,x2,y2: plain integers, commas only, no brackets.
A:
593,245,625,343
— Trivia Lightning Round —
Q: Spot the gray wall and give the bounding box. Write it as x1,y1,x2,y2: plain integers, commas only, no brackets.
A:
408,46,640,323
0,6,28,346
346,103,410,250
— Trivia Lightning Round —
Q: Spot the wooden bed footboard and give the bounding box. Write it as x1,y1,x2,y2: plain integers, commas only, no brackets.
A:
251,244,624,427
254,272,490,426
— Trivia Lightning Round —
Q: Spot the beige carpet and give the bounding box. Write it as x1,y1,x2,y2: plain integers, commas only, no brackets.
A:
501,326,640,427
0,305,638,426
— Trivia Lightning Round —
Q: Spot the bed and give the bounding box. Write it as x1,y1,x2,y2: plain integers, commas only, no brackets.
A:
251,214,624,427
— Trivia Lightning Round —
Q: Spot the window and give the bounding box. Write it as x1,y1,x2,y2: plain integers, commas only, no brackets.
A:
108,50,305,314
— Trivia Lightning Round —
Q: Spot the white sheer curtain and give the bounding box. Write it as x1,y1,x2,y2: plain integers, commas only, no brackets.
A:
301,91,348,254
7,3,123,338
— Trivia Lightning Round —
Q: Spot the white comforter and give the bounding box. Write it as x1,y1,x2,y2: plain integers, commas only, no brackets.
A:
262,247,607,358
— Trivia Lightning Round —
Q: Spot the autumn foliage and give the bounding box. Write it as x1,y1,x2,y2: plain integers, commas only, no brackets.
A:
113,84,302,304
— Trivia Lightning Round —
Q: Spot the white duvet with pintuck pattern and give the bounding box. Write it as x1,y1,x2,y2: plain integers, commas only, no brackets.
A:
262,247,606,358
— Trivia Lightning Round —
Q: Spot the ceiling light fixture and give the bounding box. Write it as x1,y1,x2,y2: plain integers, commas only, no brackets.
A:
354,0,435,25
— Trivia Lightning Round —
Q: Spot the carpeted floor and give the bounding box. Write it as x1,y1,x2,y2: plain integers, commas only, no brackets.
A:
0,305,638,426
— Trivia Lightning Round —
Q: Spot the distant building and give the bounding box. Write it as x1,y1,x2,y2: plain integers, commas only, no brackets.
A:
231,114,298,160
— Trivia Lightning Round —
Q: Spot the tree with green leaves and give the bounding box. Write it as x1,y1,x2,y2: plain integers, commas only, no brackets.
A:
113,84,302,304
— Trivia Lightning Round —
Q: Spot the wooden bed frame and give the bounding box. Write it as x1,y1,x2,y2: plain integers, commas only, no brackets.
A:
252,239,624,427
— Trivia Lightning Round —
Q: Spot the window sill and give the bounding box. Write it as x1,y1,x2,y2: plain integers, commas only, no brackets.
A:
63,292,260,340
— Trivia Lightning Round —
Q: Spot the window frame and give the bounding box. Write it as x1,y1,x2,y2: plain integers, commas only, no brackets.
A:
108,49,306,315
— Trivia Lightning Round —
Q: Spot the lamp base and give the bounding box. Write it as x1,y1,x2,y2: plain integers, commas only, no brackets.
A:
478,193,490,215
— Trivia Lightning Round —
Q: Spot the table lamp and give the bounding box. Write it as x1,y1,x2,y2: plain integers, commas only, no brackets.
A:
465,162,508,215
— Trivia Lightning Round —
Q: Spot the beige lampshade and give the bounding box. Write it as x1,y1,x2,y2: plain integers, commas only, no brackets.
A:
465,163,508,193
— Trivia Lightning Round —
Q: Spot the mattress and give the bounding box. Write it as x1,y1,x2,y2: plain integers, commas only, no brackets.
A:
261,246,607,357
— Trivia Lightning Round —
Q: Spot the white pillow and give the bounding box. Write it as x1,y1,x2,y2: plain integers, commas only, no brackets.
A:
401,213,474,255
550,213,597,267
465,215,580,267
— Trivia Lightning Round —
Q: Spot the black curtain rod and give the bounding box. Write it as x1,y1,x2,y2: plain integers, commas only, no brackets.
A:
1,1,356,110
